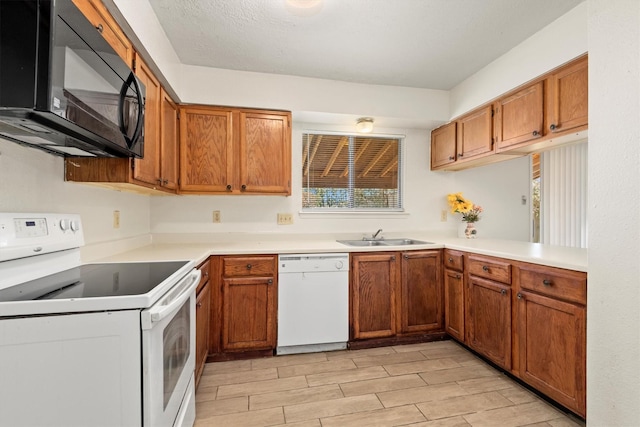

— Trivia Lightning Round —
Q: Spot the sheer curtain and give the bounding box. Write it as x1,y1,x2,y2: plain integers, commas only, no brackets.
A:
540,142,588,248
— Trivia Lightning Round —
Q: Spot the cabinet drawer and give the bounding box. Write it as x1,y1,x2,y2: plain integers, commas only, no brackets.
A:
518,264,586,305
196,258,211,294
468,255,511,284
223,256,276,277
444,249,464,272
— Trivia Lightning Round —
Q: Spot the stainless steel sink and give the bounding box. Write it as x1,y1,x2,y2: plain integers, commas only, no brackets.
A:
337,238,433,247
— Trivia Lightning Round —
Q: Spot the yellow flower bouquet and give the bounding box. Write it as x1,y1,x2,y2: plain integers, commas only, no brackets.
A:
447,193,483,223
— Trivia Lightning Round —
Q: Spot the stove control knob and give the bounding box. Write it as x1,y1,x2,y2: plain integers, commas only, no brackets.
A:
335,260,344,270
70,220,81,232
59,219,70,231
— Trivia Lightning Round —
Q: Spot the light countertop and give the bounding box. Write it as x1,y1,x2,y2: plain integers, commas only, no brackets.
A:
91,233,588,272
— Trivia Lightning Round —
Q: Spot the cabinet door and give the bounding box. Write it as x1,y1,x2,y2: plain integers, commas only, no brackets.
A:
72,0,133,65
431,122,457,169
195,281,210,387
239,112,291,195
467,276,511,369
518,290,586,417
133,55,161,186
547,57,588,134
159,89,179,191
180,107,234,192
457,105,493,160
351,253,399,340
495,82,544,152
444,269,465,342
400,251,442,334
221,276,276,351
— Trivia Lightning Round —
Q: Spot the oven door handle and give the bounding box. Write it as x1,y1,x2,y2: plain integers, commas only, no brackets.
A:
147,270,200,325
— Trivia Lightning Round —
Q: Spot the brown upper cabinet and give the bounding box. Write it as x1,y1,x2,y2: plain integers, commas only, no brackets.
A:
431,54,587,171
494,81,544,152
430,121,457,169
179,106,291,195
72,0,133,65
546,57,588,136
457,105,494,160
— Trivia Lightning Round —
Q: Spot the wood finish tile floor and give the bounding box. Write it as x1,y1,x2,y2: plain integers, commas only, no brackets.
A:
194,341,585,427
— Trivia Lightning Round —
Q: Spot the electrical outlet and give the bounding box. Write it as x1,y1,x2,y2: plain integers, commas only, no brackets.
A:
113,210,120,229
440,209,448,222
212,210,221,223
277,213,293,225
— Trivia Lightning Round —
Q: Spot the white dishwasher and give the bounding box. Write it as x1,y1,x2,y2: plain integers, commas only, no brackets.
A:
277,253,349,355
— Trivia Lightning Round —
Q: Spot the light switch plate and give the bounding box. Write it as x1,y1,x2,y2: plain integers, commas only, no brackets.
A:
440,210,448,221
212,210,221,223
113,210,120,229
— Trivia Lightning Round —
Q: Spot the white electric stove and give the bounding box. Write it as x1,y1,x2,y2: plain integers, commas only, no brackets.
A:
0,213,199,427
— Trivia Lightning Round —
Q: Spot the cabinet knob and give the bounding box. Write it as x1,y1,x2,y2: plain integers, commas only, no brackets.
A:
403,255,409,260
501,289,507,295
162,179,169,185
267,279,273,284
517,292,523,300
204,271,209,278
458,153,464,157
196,302,202,308
532,130,540,137
241,184,247,191
482,265,489,272
226,184,232,191
456,274,461,279
448,257,453,263
542,279,552,286
448,156,455,161
390,256,396,261
96,23,104,33
156,178,162,184
246,264,252,270
550,124,558,131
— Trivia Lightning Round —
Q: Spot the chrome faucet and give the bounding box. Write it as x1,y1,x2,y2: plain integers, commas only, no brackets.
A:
371,229,384,240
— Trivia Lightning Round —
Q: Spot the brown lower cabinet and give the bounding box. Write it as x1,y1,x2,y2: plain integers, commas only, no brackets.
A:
194,258,211,388
449,251,586,418
206,255,278,361
350,250,444,346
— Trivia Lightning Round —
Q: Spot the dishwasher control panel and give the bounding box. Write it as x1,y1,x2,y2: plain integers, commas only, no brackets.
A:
278,253,349,273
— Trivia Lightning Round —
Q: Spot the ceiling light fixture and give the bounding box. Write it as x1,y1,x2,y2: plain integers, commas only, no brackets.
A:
284,0,323,17
356,117,374,133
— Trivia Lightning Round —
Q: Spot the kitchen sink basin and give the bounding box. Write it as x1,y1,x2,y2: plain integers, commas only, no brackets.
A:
337,238,433,247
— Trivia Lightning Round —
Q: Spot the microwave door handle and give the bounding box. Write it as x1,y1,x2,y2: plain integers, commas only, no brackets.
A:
118,73,145,149
146,270,200,325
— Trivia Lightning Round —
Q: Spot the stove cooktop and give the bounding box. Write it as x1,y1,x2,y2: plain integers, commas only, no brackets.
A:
0,261,189,302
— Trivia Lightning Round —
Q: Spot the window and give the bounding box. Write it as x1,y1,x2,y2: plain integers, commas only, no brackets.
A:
302,132,403,211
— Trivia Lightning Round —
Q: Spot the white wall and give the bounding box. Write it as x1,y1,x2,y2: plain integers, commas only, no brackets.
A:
151,123,462,236
450,2,588,118
0,140,151,246
452,157,531,241
587,0,640,424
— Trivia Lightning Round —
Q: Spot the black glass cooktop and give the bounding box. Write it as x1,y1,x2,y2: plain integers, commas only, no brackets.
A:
0,261,188,302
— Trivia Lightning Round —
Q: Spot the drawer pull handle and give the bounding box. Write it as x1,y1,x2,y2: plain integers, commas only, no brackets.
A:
542,279,552,286
482,265,489,272
500,289,507,296
246,264,252,270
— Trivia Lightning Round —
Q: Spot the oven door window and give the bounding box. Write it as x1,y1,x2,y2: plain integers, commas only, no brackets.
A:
162,300,190,409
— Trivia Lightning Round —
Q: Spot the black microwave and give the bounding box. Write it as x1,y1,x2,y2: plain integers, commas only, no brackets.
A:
0,0,145,157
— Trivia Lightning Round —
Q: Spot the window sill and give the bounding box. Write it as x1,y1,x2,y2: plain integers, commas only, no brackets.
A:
299,211,410,219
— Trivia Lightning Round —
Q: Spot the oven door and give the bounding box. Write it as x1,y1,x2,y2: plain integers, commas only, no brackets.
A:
141,269,200,427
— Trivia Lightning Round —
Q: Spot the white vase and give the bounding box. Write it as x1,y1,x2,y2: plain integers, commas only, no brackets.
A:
464,222,477,239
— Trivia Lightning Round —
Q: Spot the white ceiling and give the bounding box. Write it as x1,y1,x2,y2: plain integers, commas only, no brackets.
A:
148,0,583,90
